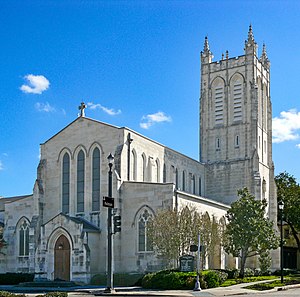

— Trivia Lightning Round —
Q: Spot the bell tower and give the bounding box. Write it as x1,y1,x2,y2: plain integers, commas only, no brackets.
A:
200,26,276,220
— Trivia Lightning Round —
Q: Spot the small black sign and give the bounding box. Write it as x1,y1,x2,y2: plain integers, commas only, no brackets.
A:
103,196,114,208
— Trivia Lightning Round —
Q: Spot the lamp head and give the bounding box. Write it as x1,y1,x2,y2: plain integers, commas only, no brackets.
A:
278,200,284,210
107,153,114,165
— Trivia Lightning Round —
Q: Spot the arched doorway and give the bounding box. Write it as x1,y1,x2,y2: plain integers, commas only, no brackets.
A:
54,234,70,281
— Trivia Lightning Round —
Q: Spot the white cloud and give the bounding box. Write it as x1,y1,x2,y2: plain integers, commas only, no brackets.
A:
272,109,300,143
296,144,300,149
87,102,121,116
140,111,172,129
20,74,50,94
35,102,55,112
0,160,3,171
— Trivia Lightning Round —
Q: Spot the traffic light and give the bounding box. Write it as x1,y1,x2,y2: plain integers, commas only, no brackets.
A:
113,215,121,233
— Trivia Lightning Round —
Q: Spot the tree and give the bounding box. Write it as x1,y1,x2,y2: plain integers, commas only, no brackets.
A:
223,188,280,278
275,172,300,251
147,205,221,269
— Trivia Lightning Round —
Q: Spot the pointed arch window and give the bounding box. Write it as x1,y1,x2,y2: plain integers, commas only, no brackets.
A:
138,209,153,252
19,221,29,256
156,159,160,182
175,168,179,189
77,150,85,213
163,164,167,183
142,154,146,182
62,153,70,214
199,177,202,196
131,150,137,181
182,171,186,191
92,148,101,211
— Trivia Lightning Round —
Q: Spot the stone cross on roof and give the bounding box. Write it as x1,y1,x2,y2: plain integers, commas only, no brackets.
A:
78,102,86,117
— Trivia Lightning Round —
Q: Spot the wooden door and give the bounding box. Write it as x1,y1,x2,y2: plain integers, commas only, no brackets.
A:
54,235,70,281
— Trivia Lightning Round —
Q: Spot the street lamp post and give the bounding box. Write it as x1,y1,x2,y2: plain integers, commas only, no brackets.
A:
105,153,114,293
278,200,284,284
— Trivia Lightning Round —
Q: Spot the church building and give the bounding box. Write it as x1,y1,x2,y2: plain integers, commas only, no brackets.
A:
0,26,278,283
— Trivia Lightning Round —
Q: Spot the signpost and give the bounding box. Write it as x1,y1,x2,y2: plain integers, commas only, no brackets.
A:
179,255,194,272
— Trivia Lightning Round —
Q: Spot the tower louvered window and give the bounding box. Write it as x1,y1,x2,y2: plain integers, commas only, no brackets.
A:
215,86,224,124
233,82,242,121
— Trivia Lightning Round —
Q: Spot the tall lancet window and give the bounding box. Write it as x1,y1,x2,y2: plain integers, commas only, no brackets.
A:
77,150,85,213
92,148,100,211
62,153,70,213
19,220,29,256
138,209,153,252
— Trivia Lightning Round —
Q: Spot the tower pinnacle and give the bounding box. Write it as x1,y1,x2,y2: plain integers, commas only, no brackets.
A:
260,43,270,68
244,24,258,56
201,36,213,64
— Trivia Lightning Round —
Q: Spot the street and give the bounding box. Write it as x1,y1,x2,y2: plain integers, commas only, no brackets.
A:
220,288,300,296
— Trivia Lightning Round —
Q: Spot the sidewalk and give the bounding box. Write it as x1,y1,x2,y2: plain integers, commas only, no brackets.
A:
2,280,300,297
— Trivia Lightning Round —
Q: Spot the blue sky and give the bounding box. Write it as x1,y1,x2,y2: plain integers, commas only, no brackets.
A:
1,1,300,197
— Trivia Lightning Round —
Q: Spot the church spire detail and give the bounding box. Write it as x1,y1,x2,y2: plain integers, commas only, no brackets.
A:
203,36,210,53
244,24,257,56
260,43,270,69
201,36,213,64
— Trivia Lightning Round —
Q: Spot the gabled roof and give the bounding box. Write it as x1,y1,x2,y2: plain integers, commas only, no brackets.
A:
43,116,121,144
43,212,100,233
0,195,33,211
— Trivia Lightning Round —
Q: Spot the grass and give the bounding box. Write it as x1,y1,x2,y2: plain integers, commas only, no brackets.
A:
245,276,300,291
221,275,278,287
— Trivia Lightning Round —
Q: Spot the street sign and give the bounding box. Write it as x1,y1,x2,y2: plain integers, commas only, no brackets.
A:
103,196,114,208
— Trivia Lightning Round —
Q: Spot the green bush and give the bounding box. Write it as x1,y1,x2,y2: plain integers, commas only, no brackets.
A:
141,269,228,290
202,271,219,288
141,270,199,290
0,273,34,285
90,273,144,286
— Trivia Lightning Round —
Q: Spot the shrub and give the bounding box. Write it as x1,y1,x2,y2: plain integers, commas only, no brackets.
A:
259,251,272,275
0,273,34,285
243,268,254,277
203,271,219,288
141,270,200,290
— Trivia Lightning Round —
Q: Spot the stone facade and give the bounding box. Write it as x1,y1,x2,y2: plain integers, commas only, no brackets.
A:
0,27,278,282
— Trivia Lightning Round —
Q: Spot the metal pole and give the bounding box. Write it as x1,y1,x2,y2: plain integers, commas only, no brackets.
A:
280,208,284,283
193,233,201,291
105,161,114,293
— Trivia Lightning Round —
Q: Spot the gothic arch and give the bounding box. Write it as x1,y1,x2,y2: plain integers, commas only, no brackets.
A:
73,145,88,159
57,147,72,163
229,72,245,85
132,205,155,227
46,226,74,251
15,216,30,233
210,76,226,89
88,142,104,157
